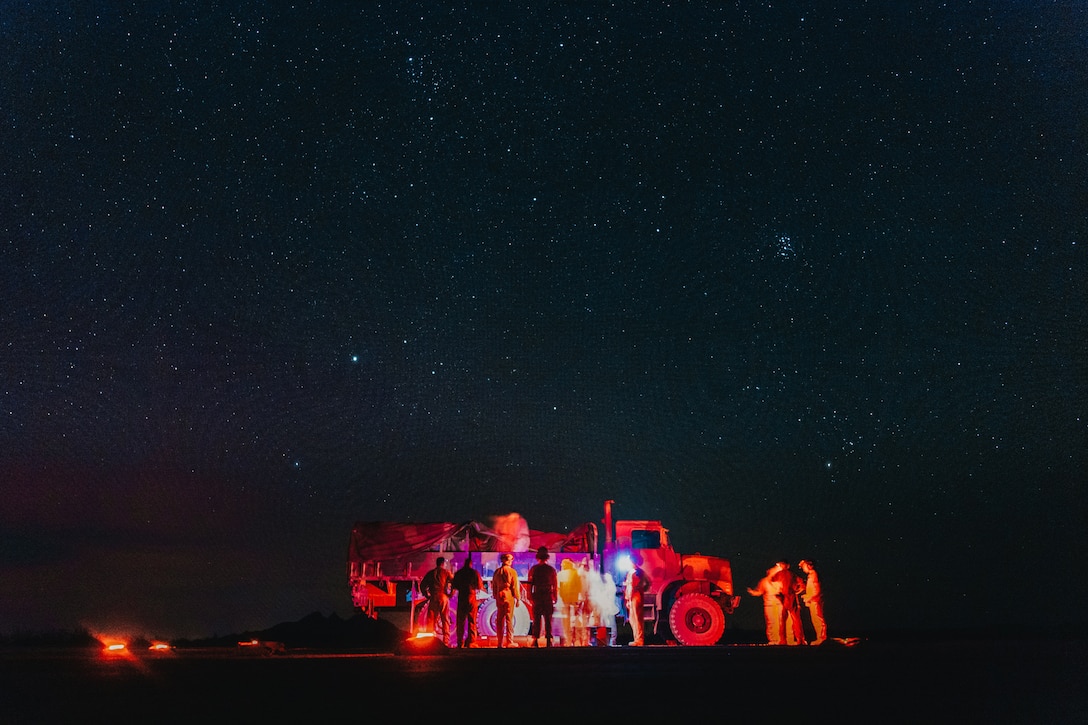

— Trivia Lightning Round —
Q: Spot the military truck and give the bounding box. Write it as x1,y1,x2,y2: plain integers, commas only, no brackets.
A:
347,499,740,646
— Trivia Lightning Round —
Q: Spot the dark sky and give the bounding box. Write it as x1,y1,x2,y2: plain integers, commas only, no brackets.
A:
2,2,1085,640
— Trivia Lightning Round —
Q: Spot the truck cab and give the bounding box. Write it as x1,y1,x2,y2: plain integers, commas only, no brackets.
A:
603,512,739,646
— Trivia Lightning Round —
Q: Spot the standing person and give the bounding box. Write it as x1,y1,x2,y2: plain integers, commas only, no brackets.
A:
527,546,558,647
420,556,453,645
491,553,521,648
584,565,620,646
771,559,806,646
574,559,593,646
451,556,485,648
623,555,651,646
557,558,584,646
747,566,783,645
799,559,827,645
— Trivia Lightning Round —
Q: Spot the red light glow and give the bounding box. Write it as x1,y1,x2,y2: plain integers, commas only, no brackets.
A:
100,640,131,657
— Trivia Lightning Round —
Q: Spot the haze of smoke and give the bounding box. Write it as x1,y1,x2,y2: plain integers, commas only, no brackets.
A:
583,567,619,621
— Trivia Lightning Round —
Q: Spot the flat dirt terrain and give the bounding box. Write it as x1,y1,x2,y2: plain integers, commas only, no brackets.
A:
1,638,1085,723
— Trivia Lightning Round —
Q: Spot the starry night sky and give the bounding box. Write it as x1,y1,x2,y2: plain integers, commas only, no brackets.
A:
2,2,1085,639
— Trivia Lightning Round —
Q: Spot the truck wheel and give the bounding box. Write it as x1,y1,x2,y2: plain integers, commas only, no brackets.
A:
476,599,532,637
668,592,725,646
476,599,498,636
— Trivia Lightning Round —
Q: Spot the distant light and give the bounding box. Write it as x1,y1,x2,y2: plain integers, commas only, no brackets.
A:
149,642,171,651
615,554,633,574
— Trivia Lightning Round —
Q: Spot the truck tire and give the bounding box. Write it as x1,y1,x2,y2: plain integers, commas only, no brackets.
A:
476,599,532,637
668,592,725,646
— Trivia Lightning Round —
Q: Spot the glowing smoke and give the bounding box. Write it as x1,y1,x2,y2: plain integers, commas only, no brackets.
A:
582,564,619,622
490,513,530,552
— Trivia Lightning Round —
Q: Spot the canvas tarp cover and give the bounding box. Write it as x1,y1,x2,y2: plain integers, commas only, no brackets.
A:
348,521,488,564
528,523,597,555
349,521,597,564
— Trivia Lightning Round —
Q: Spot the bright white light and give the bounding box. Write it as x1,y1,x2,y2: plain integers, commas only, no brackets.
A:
615,554,633,574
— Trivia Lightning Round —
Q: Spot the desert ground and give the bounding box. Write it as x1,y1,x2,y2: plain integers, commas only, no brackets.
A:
1,636,1085,723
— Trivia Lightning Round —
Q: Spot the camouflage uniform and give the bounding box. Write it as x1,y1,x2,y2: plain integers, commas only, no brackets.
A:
451,558,484,647
624,564,650,646
420,558,453,645
492,555,520,648
528,547,558,647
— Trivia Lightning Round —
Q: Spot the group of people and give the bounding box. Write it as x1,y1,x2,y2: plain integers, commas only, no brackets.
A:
420,546,622,648
472,546,560,648
418,552,504,648
747,558,827,646
422,551,828,649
